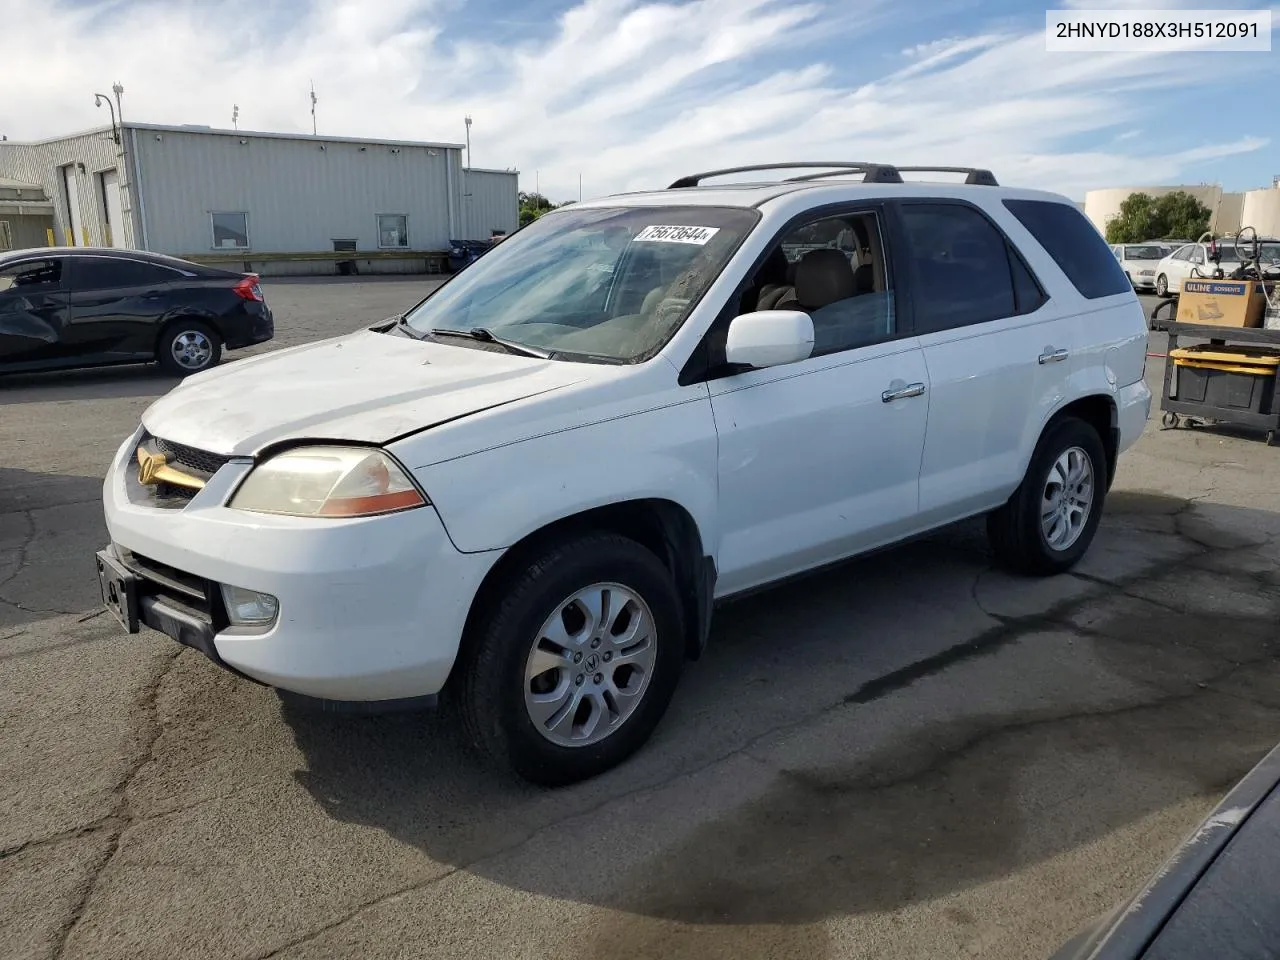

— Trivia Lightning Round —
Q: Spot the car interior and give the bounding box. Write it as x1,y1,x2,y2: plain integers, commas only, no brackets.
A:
733,212,894,356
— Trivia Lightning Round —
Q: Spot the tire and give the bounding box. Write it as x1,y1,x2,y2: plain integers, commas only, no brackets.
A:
1155,274,1168,298
158,320,222,376
455,532,685,786
986,416,1108,577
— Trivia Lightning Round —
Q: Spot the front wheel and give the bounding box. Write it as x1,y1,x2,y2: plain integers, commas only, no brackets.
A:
987,416,1108,576
455,533,685,786
158,320,222,376
1155,274,1169,298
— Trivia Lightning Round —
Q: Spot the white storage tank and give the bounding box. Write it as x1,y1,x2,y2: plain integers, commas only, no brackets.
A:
1240,188,1280,238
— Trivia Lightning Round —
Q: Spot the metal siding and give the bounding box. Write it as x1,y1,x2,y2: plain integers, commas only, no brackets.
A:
2,215,55,250
132,130,459,256
0,132,137,248
461,169,519,240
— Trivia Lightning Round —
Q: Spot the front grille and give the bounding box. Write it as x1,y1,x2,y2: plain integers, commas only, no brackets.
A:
134,432,234,508
153,436,232,477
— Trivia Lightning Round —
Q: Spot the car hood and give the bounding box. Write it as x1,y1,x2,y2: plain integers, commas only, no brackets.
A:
141,329,593,457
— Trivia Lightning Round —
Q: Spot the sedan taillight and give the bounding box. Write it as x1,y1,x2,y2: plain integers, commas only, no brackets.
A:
233,275,264,302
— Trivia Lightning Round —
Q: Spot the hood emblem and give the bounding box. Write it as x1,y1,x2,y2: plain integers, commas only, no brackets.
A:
136,447,206,490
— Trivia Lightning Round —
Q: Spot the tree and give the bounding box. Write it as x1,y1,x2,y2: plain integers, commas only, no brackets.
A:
518,191,559,227
1152,191,1213,241
1105,190,1212,244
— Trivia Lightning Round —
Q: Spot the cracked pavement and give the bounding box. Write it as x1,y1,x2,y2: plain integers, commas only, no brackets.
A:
2,285,1279,960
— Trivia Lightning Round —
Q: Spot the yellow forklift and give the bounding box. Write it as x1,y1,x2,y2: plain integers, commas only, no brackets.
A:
1153,228,1280,446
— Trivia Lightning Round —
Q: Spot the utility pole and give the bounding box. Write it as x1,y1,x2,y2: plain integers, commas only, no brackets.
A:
464,115,472,168
310,81,317,135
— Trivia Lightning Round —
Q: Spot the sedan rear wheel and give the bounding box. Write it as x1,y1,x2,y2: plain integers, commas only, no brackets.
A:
158,320,223,376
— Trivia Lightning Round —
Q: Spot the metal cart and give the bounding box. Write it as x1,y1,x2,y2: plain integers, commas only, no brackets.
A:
1157,319,1280,446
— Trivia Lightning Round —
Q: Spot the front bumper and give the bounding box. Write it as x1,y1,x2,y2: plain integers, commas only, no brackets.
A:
101,429,501,701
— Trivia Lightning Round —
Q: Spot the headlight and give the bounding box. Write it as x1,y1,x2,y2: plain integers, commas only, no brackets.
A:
229,446,426,518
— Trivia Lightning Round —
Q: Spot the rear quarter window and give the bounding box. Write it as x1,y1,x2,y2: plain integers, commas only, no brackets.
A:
1003,199,1132,299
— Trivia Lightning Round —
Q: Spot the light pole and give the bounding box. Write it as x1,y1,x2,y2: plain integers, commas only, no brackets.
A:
94,92,120,144
232,104,239,130
464,115,472,169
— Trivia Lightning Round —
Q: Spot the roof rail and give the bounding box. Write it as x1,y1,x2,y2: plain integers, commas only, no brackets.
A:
668,162,904,189
895,166,999,186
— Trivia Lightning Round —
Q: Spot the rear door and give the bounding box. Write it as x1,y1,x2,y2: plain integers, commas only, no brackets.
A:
893,199,1069,527
0,257,70,370
64,256,186,361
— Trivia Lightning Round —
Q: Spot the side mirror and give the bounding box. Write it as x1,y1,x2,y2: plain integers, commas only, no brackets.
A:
724,310,814,369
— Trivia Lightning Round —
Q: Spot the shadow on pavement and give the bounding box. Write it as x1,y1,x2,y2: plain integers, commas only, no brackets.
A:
0,364,177,404
0,466,108,628
283,490,1280,951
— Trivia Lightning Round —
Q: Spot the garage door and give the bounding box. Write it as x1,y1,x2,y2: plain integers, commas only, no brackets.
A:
63,165,83,246
102,169,125,247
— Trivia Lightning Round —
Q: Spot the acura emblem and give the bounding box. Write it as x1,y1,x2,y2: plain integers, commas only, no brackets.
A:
137,449,168,485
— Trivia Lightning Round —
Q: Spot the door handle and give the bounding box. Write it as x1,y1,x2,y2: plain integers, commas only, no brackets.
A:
1038,348,1069,364
882,382,926,403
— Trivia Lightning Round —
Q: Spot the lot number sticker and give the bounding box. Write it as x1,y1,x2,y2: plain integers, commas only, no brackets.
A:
633,225,720,245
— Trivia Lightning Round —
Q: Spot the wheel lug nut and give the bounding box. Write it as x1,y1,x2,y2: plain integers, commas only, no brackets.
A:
603,652,612,662
590,638,601,648
593,673,603,684
573,652,583,663
575,674,584,685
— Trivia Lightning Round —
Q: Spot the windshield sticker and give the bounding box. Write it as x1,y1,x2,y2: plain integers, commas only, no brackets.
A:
633,225,721,245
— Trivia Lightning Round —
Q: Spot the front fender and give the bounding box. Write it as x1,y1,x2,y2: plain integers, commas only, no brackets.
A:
415,397,720,557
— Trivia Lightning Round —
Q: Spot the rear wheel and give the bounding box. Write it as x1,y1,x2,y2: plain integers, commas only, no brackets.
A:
158,320,222,376
987,416,1108,576
455,532,685,786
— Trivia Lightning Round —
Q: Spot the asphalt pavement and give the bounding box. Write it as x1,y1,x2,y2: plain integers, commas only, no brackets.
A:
3,285,1279,960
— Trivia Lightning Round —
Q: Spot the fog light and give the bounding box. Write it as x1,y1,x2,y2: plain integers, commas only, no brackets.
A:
221,584,280,626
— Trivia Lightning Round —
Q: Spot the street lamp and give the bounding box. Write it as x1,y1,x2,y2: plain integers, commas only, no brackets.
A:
94,92,120,144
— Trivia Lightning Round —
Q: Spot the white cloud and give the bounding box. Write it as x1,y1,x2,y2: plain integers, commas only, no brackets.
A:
0,0,1269,203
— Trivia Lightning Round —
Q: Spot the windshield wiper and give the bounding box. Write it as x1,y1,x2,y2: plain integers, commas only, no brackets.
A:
429,327,552,359
393,315,429,340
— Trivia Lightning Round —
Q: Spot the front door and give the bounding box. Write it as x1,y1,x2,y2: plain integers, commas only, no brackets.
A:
0,257,70,370
706,205,930,597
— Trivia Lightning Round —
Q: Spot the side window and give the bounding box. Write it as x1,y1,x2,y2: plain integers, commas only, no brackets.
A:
1189,246,1205,265
1172,245,1191,261
0,259,64,294
72,258,179,291
898,203,1017,333
744,211,895,357
1002,199,1131,299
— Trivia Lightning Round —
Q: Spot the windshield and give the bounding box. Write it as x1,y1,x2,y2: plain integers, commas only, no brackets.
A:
1123,245,1165,260
403,205,759,362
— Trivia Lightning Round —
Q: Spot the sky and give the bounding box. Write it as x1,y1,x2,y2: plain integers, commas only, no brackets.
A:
2,0,1278,203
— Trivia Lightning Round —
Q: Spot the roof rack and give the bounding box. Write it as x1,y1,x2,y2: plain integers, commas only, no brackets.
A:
668,162,904,189
666,162,999,189
895,166,998,186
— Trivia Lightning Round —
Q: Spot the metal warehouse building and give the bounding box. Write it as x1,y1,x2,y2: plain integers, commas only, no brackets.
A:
0,122,518,274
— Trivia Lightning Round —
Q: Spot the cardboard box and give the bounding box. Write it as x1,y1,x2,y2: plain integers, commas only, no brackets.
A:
1176,279,1268,328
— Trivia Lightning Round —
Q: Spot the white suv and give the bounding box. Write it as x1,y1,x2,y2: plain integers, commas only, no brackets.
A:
96,162,1151,785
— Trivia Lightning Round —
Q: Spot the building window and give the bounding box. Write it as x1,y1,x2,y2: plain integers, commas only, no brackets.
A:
377,214,408,249
210,211,250,249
